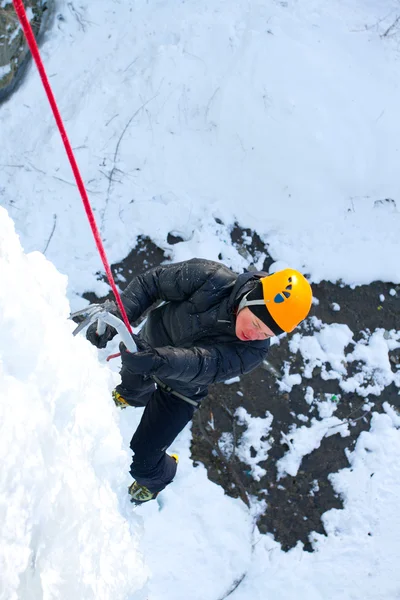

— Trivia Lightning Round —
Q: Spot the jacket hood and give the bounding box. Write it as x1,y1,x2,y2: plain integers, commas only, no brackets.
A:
227,270,267,316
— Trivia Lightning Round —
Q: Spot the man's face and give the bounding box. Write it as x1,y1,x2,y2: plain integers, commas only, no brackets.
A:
235,307,275,341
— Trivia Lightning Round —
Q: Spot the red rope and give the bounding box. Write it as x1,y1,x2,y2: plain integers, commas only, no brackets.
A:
12,0,133,335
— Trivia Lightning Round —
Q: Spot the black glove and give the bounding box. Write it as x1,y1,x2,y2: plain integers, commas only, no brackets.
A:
86,300,121,349
119,336,163,375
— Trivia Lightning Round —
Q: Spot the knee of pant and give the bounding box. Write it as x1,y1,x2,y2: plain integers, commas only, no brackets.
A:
130,438,166,455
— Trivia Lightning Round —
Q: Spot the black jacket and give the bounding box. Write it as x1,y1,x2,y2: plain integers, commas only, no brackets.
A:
121,258,270,398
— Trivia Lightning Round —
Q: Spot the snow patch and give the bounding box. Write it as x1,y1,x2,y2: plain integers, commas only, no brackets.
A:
0,64,11,78
0,208,146,600
235,407,274,481
277,417,350,479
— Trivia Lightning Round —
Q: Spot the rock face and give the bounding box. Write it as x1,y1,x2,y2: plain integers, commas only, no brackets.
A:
0,0,52,104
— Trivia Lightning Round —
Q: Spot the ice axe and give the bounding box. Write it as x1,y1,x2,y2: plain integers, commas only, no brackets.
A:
69,300,137,354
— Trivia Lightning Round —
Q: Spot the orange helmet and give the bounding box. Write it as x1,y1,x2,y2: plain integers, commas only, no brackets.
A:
240,269,312,333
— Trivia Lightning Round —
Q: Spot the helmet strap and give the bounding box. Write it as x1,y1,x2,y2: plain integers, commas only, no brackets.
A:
237,289,267,312
237,289,284,336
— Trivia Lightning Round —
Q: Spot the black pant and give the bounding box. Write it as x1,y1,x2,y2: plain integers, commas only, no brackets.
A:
116,374,196,494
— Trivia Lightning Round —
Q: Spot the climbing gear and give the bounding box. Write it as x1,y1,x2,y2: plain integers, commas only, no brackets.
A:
71,309,201,414
152,375,201,408
12,0,133,338
69,302,137,353
112,390,131,409
128,481,157,504
129,454,179,504
85,300,120,348
238,269,312,333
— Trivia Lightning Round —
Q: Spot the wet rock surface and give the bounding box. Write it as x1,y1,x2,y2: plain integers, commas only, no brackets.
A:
82,227,400,551
0,1,52,104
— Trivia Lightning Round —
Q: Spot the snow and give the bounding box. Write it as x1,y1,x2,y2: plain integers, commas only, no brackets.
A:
0,208,147,600
233,412,400,600
6,212,400,600
1,0,400,598
289,324,400,398
0,64,11,78
341,329,400,397
277,361,302,392
235,407,274,480
2,0,400,304
277,416,350,479
25,7,33,22
290,321,354,378
224,375,241,385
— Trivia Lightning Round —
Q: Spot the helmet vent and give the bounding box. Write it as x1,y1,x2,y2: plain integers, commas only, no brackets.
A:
274,284,293,303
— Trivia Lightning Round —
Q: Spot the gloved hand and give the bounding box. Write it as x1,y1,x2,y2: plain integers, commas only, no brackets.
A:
119,335,163,375
86,300,120,349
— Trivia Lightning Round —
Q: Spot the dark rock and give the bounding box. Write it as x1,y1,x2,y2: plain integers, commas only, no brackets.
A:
0,0,54,105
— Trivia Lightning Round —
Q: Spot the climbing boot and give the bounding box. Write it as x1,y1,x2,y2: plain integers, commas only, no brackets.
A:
128,454,179,505
128,481,158,504
112,389,130,409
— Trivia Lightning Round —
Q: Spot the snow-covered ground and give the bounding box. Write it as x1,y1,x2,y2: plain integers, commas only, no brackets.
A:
2,205,400,600
1,0,400,598
0,208,147,600
2,0,400,302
